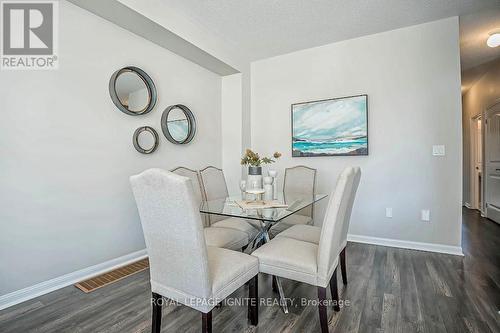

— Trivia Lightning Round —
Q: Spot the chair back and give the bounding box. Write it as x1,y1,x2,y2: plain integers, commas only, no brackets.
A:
283,165,316,217
316,167,359,286
199,166,229,223
171,166,209,227
130,169,211,300
341,167,361,247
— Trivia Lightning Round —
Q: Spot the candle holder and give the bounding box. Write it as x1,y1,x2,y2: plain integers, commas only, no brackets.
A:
268,170,278,200
263,176,273,200
239,180,247,200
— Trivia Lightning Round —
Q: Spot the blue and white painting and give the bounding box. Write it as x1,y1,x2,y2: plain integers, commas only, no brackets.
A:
292,95,368,157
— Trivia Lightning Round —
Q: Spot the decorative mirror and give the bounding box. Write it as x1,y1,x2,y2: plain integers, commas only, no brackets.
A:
161,104,196,144
133,126,159,154
109,66,157,116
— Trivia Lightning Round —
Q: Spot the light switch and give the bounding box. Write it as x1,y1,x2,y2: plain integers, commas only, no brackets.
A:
421,209,430,222
432,145,445,156
385,208,393,218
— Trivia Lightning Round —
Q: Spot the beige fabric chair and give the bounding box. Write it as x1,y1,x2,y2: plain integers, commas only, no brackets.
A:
171,167,248,251
269,165,316,236
170,167,208,226
275,167,361,285
276,224,321,244
199,166,259,241
252,167,358,333
130,169,259,333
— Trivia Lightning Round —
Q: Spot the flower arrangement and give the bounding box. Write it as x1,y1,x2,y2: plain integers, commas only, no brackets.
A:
240,149,281,167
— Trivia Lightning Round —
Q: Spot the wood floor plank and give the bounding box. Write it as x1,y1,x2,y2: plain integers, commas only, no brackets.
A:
358,246,387,332
412,251,449,333
332,246,375,333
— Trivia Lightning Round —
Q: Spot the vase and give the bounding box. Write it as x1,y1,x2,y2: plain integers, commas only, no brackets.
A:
247,166,263,190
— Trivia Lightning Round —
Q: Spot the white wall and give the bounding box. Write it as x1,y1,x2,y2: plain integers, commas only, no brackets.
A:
251,17,462,248
222,74,244,195
0,1,222,295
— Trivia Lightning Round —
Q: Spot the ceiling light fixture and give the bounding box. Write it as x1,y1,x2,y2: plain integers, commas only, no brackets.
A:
487,32,500,48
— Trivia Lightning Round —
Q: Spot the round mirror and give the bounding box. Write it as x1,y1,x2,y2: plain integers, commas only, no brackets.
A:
161,104,196,144
109,67,157,116
133,126,159,154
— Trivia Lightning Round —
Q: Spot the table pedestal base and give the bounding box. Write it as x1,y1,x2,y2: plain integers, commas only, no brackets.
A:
244,219,289,314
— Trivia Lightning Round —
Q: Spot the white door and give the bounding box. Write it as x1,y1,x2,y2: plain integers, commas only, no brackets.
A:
485,101,500,224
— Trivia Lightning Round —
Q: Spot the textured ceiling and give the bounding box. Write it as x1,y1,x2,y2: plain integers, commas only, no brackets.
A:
460,8,500,71
163,0,499,61
460,8,500,92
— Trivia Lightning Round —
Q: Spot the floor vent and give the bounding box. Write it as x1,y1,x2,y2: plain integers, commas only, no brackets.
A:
75,258,149,293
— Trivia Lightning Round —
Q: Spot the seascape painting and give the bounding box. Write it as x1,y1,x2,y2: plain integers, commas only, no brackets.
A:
292,95,368,157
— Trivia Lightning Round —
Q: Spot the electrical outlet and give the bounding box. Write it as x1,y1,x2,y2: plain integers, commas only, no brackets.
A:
432,145,445,156
385,208,393,218
421,209,430,222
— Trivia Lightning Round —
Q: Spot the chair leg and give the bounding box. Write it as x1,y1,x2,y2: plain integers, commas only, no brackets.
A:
248,275,259,325
340,247,347,285
272,276,278,292
151,292,162,333
202,311,212,333
317,287,329,333
329,268,341,312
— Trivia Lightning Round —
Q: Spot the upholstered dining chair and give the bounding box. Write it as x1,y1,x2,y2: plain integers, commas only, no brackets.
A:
171,166,249,251
171,167,208,226
130,169,259,333
269,165,317,237
199,166,259,242
274,167,361,285
252,167,358,333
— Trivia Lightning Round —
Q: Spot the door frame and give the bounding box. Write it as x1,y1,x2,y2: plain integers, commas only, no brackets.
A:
484,99,500,221
470,114,484,213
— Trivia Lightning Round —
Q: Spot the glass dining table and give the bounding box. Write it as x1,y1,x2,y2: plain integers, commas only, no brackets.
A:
199,193,327,313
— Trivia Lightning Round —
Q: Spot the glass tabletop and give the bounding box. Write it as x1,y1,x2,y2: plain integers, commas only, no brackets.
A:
199,193,328,223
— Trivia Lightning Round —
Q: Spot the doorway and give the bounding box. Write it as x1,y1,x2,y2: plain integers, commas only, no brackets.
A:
484,100,500,225
470,115,483,212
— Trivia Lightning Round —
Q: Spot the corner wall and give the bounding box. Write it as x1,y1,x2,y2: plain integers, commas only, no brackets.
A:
250,17,463,250
222,74,243,195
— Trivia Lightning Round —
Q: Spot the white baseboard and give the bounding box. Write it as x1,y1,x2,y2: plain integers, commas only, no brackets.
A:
464,202,472,209
0,249,148,311
347,234,463,256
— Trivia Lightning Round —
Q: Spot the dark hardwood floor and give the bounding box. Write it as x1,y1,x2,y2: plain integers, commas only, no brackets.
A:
1,208,499,332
